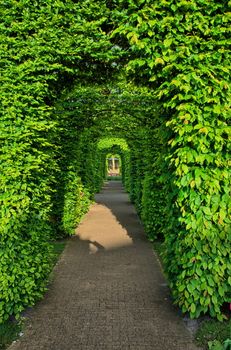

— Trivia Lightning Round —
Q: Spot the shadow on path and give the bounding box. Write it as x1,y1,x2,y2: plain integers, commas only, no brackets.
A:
9,181,201,350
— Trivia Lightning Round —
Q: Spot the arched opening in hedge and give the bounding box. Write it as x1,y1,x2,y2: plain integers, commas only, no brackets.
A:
0,0,229,323
97,137,130,181
106,153,121,177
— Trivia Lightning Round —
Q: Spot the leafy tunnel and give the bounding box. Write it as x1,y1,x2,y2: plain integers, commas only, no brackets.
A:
0,0,230,323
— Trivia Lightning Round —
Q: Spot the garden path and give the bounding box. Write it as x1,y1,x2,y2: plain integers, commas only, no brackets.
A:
9,181,201,350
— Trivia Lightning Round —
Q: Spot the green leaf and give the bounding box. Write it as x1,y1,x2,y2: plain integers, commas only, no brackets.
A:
191,303,196,313
163,38,173,47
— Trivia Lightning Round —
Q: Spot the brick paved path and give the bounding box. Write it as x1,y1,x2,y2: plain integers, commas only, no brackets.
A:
10,181,201,350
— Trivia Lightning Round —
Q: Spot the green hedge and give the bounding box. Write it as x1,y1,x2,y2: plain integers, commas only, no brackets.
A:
0,0,111,323
113,0,231,319
0,0,230,324
0,217,53,322
62,173,91,236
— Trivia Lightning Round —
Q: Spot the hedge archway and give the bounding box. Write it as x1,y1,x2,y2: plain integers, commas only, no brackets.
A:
0,0,230,322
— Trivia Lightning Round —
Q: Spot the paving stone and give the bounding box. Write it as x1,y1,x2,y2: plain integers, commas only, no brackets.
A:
9,181,201,350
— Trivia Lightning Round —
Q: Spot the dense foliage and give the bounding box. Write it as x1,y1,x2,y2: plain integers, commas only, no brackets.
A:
113,0,231,319
0,0,112,322
0,0,230,322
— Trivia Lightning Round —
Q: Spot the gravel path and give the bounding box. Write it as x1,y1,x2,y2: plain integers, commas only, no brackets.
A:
9,181,201,350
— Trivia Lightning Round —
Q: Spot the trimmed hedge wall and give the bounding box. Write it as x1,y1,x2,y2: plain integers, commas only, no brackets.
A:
0,0,229,323
0,0,112,322
113,0,231,319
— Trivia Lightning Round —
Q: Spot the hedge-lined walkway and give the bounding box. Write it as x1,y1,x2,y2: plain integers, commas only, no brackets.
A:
10,182,200,350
